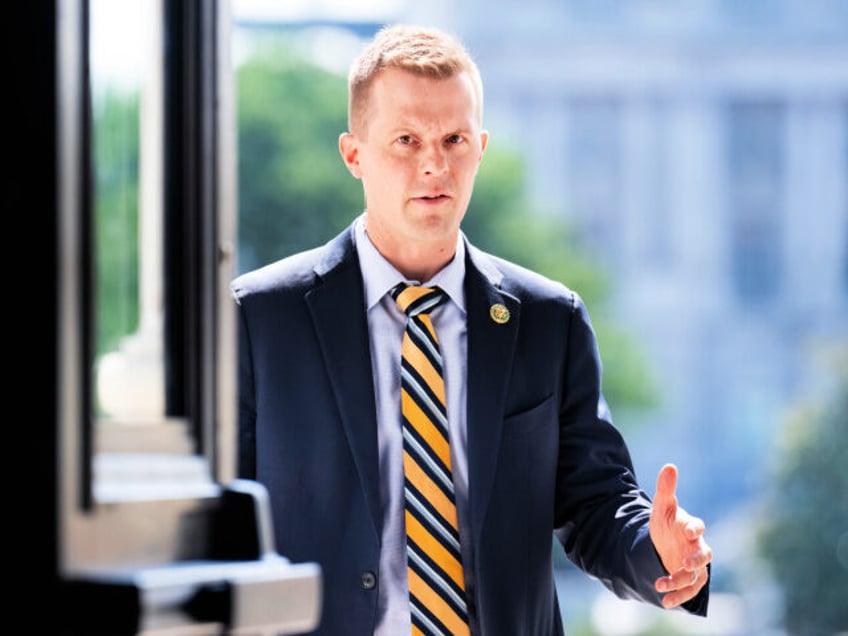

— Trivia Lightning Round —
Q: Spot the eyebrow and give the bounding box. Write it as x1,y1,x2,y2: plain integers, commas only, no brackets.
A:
386,122,474,137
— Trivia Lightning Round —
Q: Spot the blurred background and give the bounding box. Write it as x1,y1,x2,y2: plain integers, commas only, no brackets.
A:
91,0,848,634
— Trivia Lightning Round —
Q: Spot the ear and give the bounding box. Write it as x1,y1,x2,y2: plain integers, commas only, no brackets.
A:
473,130,489,172
479,130,489,159
339,132,362,178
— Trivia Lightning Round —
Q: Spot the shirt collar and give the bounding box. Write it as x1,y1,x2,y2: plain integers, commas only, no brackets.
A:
354,214,466,313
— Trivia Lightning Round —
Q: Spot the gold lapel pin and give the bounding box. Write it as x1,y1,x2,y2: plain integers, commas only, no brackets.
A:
489,303,510,324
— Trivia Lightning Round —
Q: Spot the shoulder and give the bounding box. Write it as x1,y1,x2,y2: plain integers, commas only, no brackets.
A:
230,246,324,303
230,226,355,304
467,242,585,313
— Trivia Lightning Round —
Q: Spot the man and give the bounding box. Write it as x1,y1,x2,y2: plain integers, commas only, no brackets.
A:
232,24,712,635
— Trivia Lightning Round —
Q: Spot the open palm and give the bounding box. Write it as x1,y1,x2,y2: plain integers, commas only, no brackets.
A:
649,463,713,608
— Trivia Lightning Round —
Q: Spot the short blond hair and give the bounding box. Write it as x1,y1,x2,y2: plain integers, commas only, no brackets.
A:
347,24,484,136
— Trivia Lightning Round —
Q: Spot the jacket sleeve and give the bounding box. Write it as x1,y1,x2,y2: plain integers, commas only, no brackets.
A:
552,292,709,615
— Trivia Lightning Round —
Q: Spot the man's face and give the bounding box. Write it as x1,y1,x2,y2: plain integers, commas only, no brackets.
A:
340,67,488,258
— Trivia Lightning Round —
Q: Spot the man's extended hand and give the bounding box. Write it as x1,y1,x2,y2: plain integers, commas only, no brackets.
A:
649,463,713,608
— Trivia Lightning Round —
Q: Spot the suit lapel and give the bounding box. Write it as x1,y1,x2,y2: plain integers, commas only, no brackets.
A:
301,230,520,546
304,228,383,537
464,245,521,543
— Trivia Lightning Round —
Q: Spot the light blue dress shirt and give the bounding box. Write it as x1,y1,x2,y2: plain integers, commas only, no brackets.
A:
353,215,474,635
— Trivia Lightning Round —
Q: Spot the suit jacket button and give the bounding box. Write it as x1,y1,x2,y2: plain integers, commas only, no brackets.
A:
360,571,377,590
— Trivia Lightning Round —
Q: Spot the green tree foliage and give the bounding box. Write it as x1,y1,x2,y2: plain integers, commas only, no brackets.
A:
758,351,848,635
235,33,656,414
462,145,657,415
93,89,141,356
236,38,362,273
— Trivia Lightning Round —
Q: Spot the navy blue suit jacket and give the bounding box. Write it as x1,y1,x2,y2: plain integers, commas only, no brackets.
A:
231,223,709,635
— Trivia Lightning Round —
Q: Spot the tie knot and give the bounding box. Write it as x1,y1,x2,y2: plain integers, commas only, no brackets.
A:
392,283,447,317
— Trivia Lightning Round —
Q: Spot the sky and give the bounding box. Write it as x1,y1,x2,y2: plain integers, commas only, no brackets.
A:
231,0,403,23
90,0,403,87
90,0,153,88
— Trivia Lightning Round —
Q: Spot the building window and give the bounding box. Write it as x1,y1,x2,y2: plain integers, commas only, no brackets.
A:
565,98,622,258
58,0,237,563
720,0,784,27
844,104,848,297
726,101,785,304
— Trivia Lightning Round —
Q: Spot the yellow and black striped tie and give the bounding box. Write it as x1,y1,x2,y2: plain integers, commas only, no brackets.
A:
393,283,470,636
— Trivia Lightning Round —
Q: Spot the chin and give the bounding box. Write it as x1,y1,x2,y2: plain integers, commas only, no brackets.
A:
413,213,460,238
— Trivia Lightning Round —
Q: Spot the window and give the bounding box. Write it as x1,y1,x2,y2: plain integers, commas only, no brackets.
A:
565,98,623,258
720,0,784,27
50,1,320,632
90,0,199,468
844,104,848,296
726,101,785,304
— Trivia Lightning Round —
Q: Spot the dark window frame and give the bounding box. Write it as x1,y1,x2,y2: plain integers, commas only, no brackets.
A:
57,0,238,579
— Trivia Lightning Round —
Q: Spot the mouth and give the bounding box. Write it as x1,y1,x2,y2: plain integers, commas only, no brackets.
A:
414,194,450,202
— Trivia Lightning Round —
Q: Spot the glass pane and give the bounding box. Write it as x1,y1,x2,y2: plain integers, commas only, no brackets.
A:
91,0,165,423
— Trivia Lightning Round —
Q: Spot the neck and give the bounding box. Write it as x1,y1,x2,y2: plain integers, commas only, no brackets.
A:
363,221,458,283
378,239,456,282
392,249,455,283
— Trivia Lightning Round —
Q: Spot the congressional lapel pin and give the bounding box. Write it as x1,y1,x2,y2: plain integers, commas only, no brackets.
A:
489,303,510,324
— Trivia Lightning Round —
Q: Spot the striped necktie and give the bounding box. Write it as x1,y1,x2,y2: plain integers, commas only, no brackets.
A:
392,283,470,636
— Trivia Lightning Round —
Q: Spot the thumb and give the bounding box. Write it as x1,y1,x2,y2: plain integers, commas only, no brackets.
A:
654,463,679,512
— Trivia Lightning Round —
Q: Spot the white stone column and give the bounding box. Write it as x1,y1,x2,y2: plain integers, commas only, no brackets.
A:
97,0,166,421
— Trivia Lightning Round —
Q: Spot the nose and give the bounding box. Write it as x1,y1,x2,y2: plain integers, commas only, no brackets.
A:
421,143,448,176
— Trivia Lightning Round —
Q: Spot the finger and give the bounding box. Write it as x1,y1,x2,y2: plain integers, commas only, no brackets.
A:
662,585,701,609
658,567,709,609
653,463,679,512
655,568,700,597
655,566,693,594
683,514,706,541
683,542,713,571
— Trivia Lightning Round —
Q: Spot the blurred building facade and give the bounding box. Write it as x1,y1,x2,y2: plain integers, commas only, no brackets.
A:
398,0,848,520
